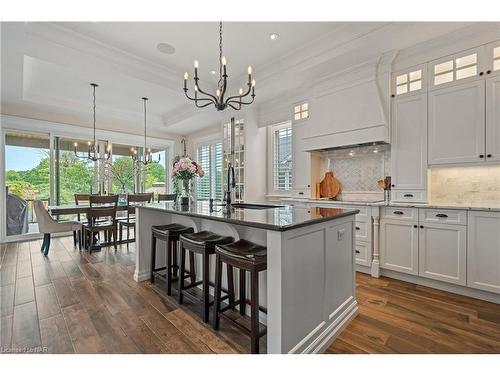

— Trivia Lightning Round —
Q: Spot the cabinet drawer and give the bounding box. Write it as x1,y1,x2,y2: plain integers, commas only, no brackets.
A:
382,207,418,221
355,221,370,241
355,241,371,267
419,208,467,225
391,190,427,203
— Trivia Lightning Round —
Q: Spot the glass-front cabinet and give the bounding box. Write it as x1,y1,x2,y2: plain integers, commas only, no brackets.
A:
222,117,245,202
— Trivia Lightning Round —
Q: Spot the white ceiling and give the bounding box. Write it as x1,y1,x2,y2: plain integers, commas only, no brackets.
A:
0,21,478,138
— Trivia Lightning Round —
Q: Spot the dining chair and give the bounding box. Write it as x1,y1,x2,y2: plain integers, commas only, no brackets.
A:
158,193,177,202
33,200,82,256
118,193,153,244
82,195,119,253
74,193,104,247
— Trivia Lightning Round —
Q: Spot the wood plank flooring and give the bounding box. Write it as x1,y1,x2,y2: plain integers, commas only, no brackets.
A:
1,237,500,354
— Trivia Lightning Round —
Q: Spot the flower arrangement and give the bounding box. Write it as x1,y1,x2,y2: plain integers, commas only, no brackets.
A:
172,156,204,201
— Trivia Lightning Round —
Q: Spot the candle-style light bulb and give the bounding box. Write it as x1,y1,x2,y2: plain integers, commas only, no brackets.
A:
184,72,189,80
216,89,221,97
221,56,227,65
87,141,91,146
252,79,256,87
194,85,199,92
239,88,243,95
74,142,78,148
194,60,199,69
248,66,252,75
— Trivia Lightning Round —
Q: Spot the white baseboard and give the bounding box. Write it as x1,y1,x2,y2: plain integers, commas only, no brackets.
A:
380,269,500,304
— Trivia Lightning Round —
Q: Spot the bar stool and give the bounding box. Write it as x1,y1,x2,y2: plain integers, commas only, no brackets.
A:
150,223,194,296
213,239,267,354
178,231,234,323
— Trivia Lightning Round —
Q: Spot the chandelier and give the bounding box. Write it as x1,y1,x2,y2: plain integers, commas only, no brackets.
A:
183,22,256,111
131,97,159,165
74,83,111,162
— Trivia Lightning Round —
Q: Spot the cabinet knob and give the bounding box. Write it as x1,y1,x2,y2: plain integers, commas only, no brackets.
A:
391,94,395,98
413,225,418,228
479,154,485,158
391,184,395,188
355,250,360,254
355,226,360,230
393,211,404,215
487,70,492,74
298,192,304,195
420,225,424,229
487,154,492,158
479,72,484,76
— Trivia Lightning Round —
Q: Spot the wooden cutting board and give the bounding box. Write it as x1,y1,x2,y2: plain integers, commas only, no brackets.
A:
319,172,341,199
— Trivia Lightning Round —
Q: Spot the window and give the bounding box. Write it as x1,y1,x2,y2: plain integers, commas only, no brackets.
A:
5,131,50,236
196,142,223,201
395,69,422,96
294,102,309,121
54,137,97,205
108,143,138,195
433,53,477,86
144,148,167,197
494,46,500,72
271,122,293,192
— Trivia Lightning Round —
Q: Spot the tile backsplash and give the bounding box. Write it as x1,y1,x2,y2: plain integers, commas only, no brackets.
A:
428,165,500,205
322,144,390,193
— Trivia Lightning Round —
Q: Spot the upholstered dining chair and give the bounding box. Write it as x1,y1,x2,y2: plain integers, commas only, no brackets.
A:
33,200,82,256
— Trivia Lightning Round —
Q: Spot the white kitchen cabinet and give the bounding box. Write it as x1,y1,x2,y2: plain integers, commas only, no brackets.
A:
355,241,371,267
391,93,427,194
467,210,500,294
428,80,485,165
485,40,500,77
418,222,466,286
486,75,500,162
380,218,419,275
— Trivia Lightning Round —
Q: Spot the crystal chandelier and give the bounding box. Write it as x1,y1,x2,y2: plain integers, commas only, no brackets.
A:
130,97,160,165
74,83,111,162
183,22,255,111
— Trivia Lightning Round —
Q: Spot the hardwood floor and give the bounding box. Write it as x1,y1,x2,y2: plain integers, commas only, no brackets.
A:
1,237,500,354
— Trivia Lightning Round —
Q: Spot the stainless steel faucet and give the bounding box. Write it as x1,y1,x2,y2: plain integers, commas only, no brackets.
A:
225,162,236,205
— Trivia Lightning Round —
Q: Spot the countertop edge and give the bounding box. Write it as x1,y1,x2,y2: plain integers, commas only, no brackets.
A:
136,205,359,232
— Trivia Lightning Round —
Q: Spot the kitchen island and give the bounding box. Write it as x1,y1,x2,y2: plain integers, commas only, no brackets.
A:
134,201,359,354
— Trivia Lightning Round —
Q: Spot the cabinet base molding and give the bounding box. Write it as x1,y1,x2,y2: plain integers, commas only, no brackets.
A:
356,264,372,275
380,269,500,304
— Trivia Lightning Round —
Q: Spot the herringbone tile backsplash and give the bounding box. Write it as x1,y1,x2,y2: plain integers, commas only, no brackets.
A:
324,144,390,192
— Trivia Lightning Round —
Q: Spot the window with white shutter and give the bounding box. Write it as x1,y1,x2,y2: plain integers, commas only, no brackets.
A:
196,142,223,200
272,122,293,192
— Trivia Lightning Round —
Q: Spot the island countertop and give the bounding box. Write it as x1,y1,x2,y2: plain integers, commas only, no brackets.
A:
135,201,359,232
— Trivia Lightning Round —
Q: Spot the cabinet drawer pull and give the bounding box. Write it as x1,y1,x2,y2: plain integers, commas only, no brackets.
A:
420,225,424,229
355,250,360,254
355,226,360,230
403,194,414,198
413,225,418,228
435,213,448,218
298,192,304,195
487,154,492,158
479,154,485,158
393,211,404,215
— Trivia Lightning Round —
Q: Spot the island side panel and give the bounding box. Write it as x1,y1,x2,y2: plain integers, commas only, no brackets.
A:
267,214,357,354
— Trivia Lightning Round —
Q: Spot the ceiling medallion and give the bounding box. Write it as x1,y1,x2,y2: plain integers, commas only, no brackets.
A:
183,22,255,111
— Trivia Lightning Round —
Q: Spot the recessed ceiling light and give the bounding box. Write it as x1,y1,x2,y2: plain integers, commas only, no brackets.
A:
269,33,279,41
157,43,176,55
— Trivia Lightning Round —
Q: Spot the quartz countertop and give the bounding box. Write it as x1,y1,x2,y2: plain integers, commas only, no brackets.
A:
278,197,500,212
135,201,359,232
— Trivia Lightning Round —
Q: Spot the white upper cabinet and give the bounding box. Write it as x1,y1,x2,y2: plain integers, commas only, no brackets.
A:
391,92,427,190
486,75,500,162
392,65,426,98
485,40,500,77
292,121,311,193
428,80,486,165
467,211,500,294
429,47,484,90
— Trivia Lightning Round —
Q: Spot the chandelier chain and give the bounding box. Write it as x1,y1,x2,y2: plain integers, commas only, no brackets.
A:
218,21,223,90
92,84,96,145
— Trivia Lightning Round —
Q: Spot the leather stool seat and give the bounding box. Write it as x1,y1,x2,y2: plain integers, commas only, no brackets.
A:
215,239,267,265
152,223,194,238
179,230,233,251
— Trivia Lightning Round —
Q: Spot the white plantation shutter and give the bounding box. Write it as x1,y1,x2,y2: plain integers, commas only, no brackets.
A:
196,142,223,200
273,125,293,191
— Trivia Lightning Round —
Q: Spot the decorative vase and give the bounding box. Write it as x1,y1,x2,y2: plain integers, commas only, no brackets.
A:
180,179,193,206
